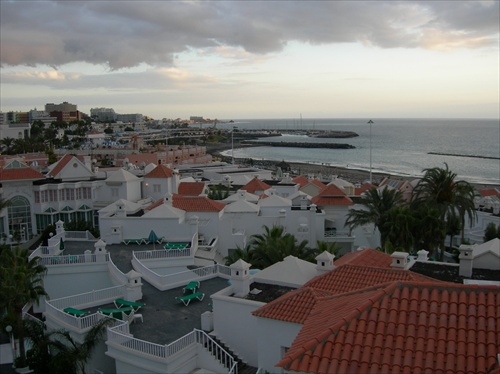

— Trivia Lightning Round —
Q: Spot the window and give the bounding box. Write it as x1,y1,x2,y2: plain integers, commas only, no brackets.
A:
7,196,32,241
111,188,118,197
153,184,161,193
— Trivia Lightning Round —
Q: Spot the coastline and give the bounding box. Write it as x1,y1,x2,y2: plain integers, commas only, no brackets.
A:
206,142,498,189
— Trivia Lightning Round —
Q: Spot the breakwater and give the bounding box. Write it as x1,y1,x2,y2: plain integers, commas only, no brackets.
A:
248,141,355,149
428,152,500,160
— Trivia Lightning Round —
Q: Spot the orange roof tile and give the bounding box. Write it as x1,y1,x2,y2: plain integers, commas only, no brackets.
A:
144,198,164,211
309,179,326,189
278,282,500,374
333,248,393,268
241,177,271,194
0,166,44,181
479,188,500,198
172,194,225,212
253,264,439,324
47,154,73,178
355,183,377,196
311,183,353,206
144,164,174,178
178,181,206,196
292,175,309,188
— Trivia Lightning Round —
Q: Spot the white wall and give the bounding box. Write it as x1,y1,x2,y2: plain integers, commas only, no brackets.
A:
256,317,303,373
211,287,264,367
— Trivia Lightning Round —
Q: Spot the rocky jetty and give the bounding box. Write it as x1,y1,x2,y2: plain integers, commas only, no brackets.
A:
248,141,355,149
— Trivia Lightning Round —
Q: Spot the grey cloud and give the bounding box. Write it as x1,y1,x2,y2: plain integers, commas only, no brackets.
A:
1,1,498,69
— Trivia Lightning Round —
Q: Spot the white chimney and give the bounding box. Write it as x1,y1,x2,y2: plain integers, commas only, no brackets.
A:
459,245,474,277
391,252,409,269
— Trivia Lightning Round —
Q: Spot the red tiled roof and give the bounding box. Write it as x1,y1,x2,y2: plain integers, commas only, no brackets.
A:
252,287,334,324
355,183,377,196
144,164,174,178
333,248,393,268
309,179,326,189
47,154,73,177
241,177,271,194
480,188,500,198
311,183,353,206
277,282,500,374
177,181,206,196
253,264,439,324
0,166,45,181
172,194,225,212
144,198,164,211
292,175,309,188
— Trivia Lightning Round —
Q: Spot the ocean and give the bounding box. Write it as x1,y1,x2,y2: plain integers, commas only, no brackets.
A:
217,118,500,186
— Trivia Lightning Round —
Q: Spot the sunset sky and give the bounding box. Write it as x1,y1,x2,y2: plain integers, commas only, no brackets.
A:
1,1,499,120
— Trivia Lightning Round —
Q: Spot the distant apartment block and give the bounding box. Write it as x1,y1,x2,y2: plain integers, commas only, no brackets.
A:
45,101,82,122
116,113,143,123
0,112,30,139
90,107,118,122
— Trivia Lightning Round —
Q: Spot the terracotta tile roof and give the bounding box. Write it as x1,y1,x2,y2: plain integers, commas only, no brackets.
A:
47,154,73,178
304,264,439,294
479,188,500,198
241,177,271,194
252,287,334,324
0,166,45,181
178,181,206,196
355,182,377,196
292,175,309,188
253,264,439,324
144,198,164,211
311,184,353,206
144,164,174,178
310,179,327,189
333,248,393,268
172,194,225,212
277,282,500,374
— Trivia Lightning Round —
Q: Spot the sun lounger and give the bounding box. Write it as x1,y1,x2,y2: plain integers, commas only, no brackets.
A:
175,291,205,306
98,306,133,320
63,307,90,317
123,238,147,245
114,298,145,312
183,281,200,294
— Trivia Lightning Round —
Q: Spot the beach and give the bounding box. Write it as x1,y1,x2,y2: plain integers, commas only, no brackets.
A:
207,141,497,190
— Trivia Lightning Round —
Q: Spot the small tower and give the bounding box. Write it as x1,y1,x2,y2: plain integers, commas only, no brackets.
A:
124,270,143,302
459,245,474,277
391,251,409,269
55,220,65,236
315,251,335,275
94,239,107,262
230,259,251,298
416,249,429,262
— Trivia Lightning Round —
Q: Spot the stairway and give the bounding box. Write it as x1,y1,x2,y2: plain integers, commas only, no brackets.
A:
204,335,258,374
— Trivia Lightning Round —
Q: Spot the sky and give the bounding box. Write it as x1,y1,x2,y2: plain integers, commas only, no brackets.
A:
1,0,499,120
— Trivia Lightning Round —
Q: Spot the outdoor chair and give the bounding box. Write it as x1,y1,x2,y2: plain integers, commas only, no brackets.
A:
183,281,200,294
98,306,133,320
63,307,89,317
114,298,145,312
175,291,205,306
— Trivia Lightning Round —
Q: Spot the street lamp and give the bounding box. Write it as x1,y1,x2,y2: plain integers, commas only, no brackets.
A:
231,126,237,165
5,325,15,368
368,120,374,183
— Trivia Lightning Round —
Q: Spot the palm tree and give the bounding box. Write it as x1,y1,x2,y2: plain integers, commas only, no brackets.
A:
0,247,47,368
0,137,15,154
412,163,476,259
413,205,446,259
383,206,416,253
48,317,114,374
345,187,404,248
224,244,254,266
316,240,343,257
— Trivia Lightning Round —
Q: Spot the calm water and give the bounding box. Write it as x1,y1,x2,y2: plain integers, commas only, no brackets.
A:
218,118,500,185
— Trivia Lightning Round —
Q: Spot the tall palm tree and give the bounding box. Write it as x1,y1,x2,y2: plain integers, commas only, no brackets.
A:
0,137,15,154
412,163,476,259
0,247,47,368
383,206,416,253
345,187,404,248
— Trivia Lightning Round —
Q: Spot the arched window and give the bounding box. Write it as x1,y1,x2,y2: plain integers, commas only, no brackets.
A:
8,196,32,242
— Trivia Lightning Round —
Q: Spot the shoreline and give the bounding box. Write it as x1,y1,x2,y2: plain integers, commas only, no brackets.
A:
206,142,499,189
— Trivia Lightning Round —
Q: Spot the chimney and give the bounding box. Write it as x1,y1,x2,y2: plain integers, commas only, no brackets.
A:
230,259,251,298
316,251,335,275
391,251,409,269
459,245,474,277
416,249,429,262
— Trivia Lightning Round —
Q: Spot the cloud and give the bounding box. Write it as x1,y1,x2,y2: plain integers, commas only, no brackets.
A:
0,1,498,70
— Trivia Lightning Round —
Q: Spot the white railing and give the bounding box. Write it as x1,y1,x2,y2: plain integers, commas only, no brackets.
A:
29,245,49,260
45,301,102,330
64,230,97,241
48,284,125,310
193,329,237,373
107,256,128,285
133,248,191,261
132,255,233,290
107,327,237,373
38,252,106,266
